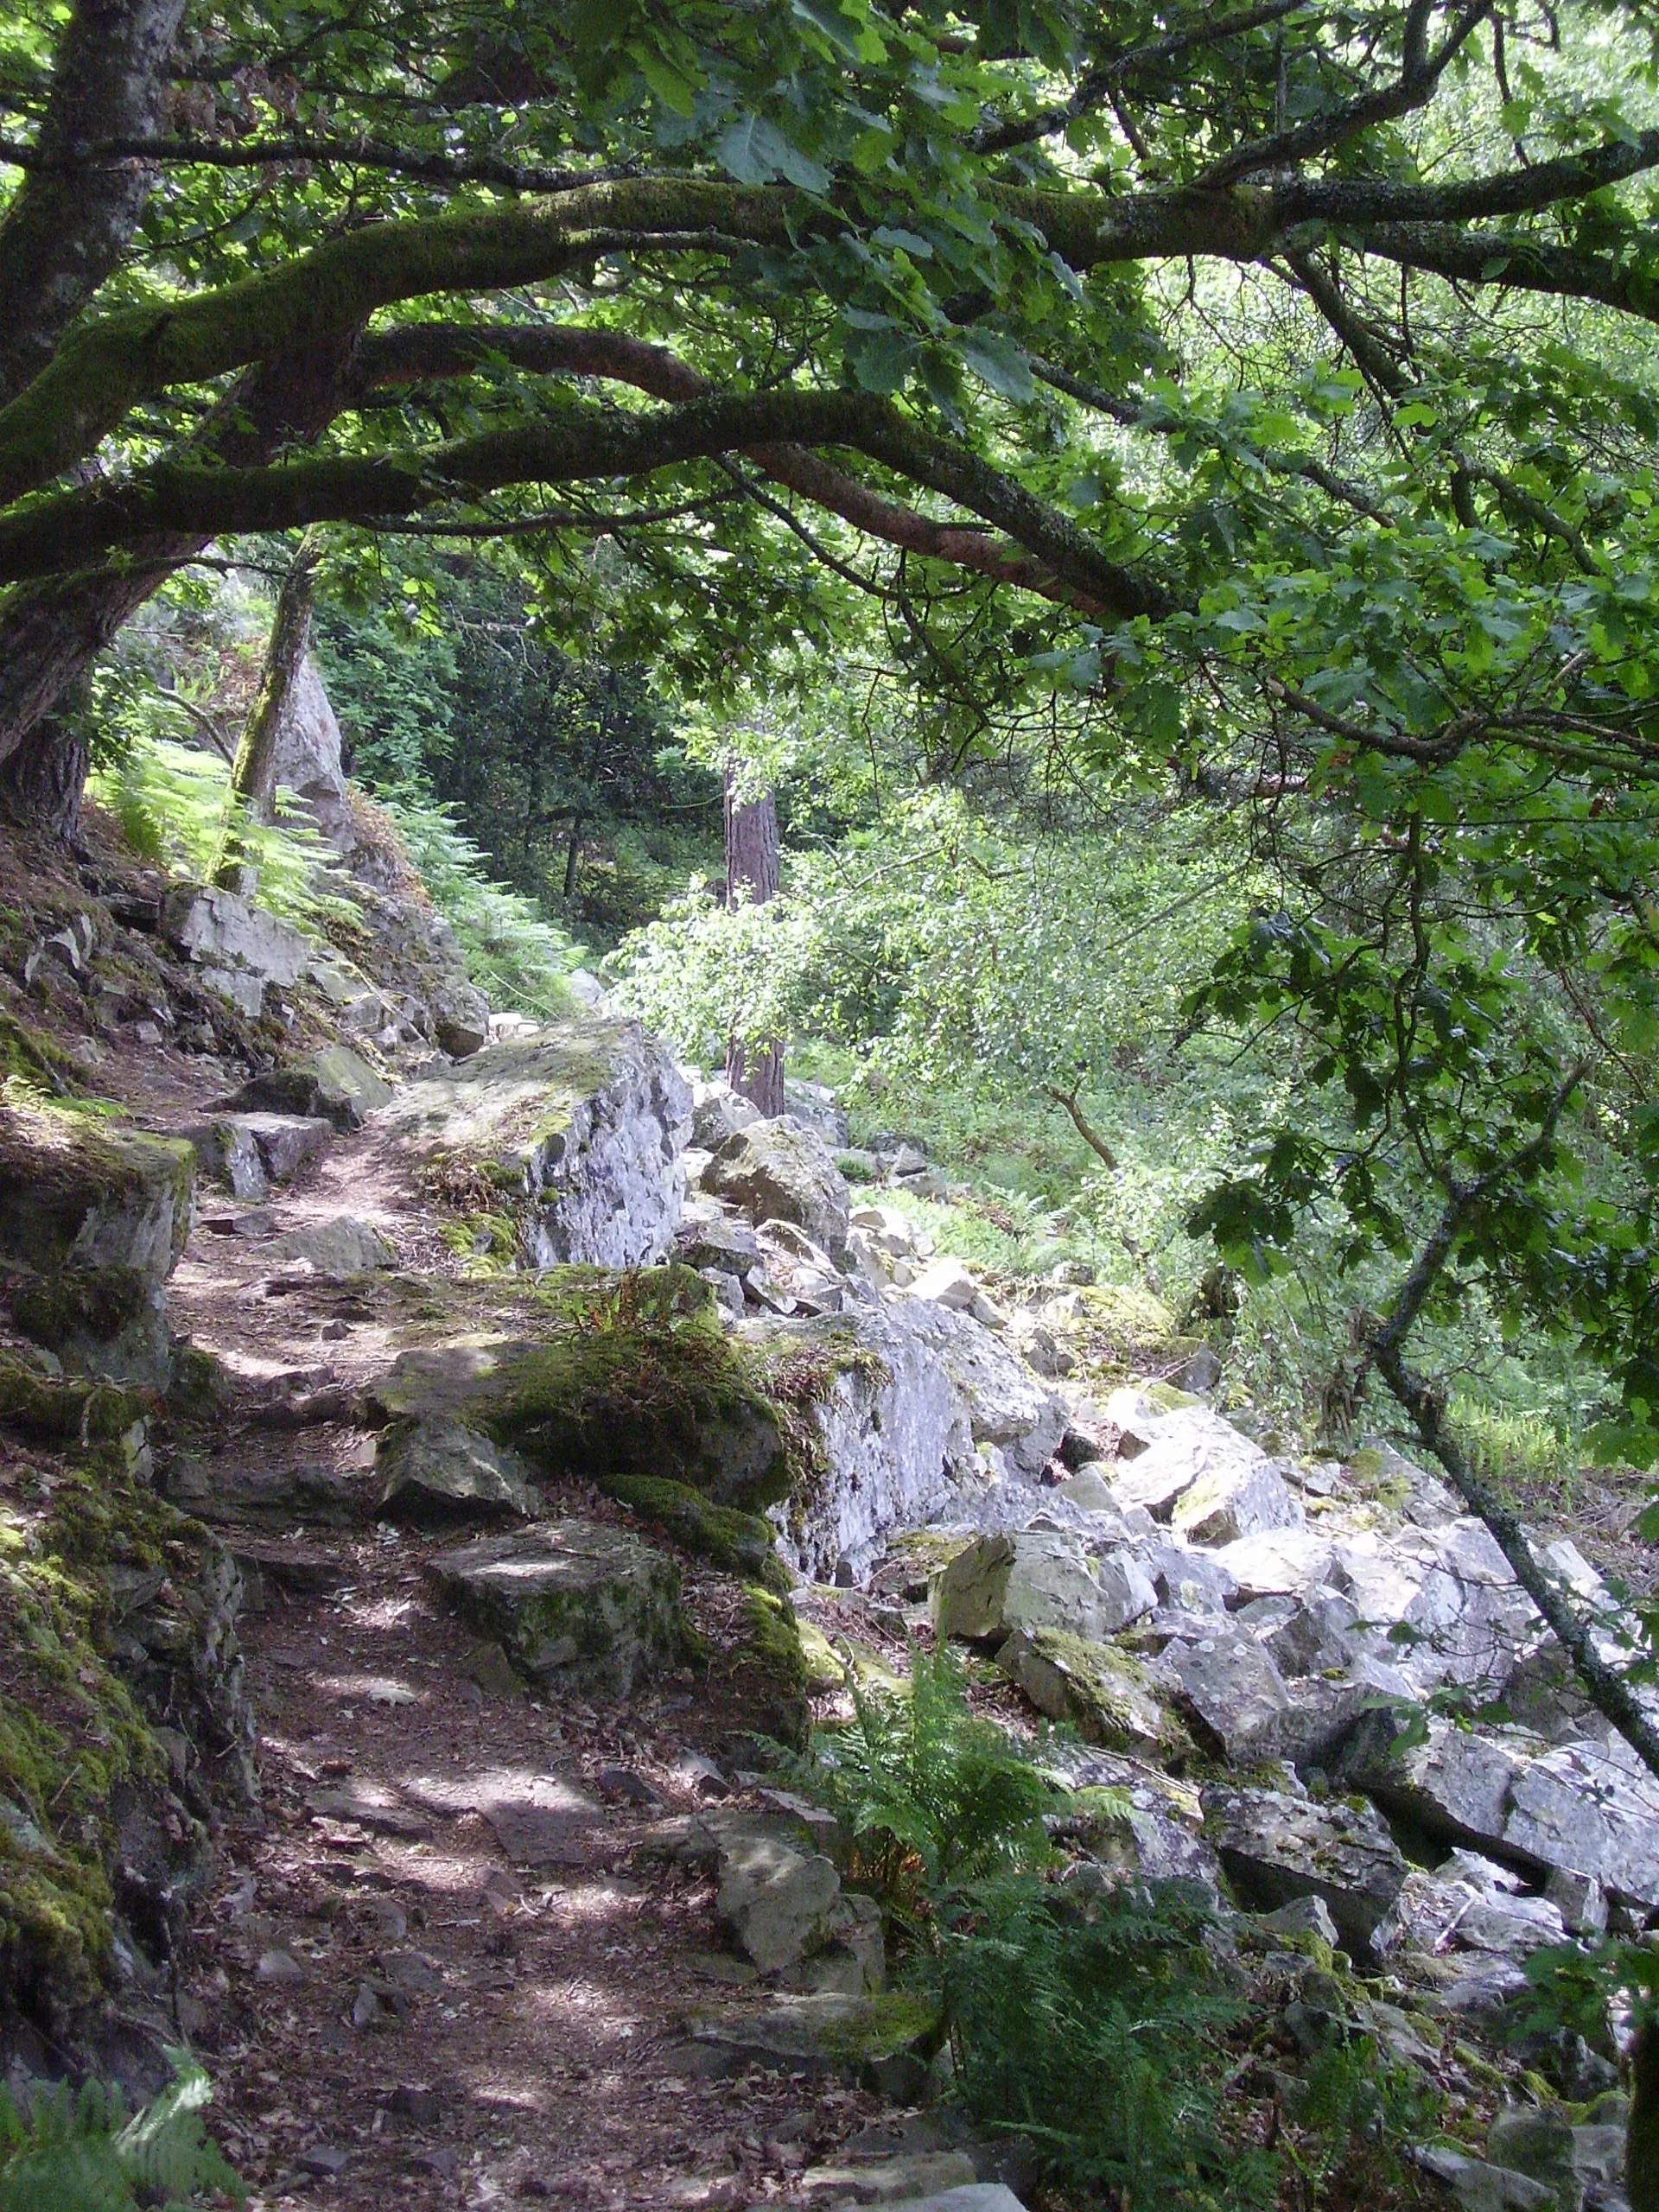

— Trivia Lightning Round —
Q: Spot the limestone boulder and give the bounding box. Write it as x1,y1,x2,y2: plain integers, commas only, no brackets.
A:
427,1519,683,1698
1171,1455,1303,1546
1164,1630,1294,1764
378,1014,691,1267
902,1301,1067,1477
227,1044,393,1131
1341,1707,1659,1907
996,1626,1170,1753
691,1079,762,1150
268,1215,395,1275
161,883,312,990
716,1825,846,1974
1109,1405,1278,1522
270,653,348,801
1204,1784,1409,1955
750,1303,977,1581
377,1416,538,1520
702,1121,852,1260
0,1102,196,1386
782,1078,850,1146
931,1531,1155,1644
0,1103,195,1281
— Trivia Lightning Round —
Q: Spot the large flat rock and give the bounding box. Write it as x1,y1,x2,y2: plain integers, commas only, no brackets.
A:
379,1014,690,1267
427,1518,684,1698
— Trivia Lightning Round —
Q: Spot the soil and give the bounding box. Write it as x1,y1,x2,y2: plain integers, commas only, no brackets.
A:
150,1118,896,2210
0,819,898,2211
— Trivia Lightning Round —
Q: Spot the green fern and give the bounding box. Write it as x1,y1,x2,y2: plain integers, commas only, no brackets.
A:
0,2053,244,2212
88,738,353,931
372,784,582,1018
785,1642,1059,1925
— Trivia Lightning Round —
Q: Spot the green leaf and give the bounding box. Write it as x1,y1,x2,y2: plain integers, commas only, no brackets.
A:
717,113,831,192
961,331,1034,404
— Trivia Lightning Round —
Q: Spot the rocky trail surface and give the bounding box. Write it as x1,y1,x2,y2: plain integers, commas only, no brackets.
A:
0,796,1656,2212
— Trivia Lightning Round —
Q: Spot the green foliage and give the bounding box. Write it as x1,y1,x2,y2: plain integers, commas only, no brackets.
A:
0,2055,243,2212
370,785,582,1018
786,1642,1058,1926
88,739,352,931
314,568,721,946
939,1872,1276,2209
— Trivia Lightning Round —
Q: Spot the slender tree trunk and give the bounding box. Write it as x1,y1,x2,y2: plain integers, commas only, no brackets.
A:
563,816,583,899
213,537,319,892
0,0,187,409
724,766,785,1116
0,327,362,835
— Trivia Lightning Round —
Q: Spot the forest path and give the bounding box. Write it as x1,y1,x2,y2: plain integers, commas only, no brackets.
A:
152,1091,898,2212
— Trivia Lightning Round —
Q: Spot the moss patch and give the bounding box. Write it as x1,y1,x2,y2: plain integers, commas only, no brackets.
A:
599,1471,788,1594
482,1273,792,1510
736,1584,810,1749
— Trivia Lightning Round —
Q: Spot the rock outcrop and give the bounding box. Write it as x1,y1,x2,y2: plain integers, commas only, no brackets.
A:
428,1519,685,1697
379,1016,691,1267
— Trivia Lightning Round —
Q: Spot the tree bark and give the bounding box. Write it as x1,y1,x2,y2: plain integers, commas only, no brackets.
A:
0,0,186,408
0,684,91,845
0,326,362,824
724,768,784,1117
213,536,318,891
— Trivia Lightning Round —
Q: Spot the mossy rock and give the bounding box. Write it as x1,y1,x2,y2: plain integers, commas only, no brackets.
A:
600,1471,788,1593
736,1583,810,1749
0,1459,244,2027
686,1989,941,2091
0,1096,195,1280
997,1625,1188,1758
0,1351,142,1446
427,1518,685,1698
797,1618,848,1694
372,1270,795,1512
11,1263,170,1386
1079,1282,1179,1346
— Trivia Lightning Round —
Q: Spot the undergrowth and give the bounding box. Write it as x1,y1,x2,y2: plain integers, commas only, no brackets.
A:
88,739,353,932
786,1645,1430,2209
372,785,582,1018
0,2053,243,2210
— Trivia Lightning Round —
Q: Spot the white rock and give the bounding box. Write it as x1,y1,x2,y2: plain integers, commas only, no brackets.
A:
906,1258,977,1310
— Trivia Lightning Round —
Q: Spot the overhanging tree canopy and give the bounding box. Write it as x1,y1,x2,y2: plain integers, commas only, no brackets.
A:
3,0,1659,1736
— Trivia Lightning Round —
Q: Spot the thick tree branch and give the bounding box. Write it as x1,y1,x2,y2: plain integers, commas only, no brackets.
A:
0,131,626,198
0,386,1178,620
0,0,185,406
356,323,1124,613
10,151,1659,505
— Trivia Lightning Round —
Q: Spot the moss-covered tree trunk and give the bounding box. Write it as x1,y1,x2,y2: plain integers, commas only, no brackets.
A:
724,766,784,1117
0,0,186,410
213,536,319,893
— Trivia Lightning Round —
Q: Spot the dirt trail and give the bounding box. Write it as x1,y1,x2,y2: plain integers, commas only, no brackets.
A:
152,1104,889,2211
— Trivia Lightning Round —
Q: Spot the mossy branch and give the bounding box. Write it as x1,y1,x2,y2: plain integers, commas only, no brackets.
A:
0,386,1176,619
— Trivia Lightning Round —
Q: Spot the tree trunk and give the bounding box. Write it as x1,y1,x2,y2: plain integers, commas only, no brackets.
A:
0,0,187,409
0,327,362,831
724,767,785,1116
0,686,91,846
213,537,318,892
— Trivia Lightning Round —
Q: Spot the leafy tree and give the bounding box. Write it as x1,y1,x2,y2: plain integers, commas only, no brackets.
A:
3,0,1659,1765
